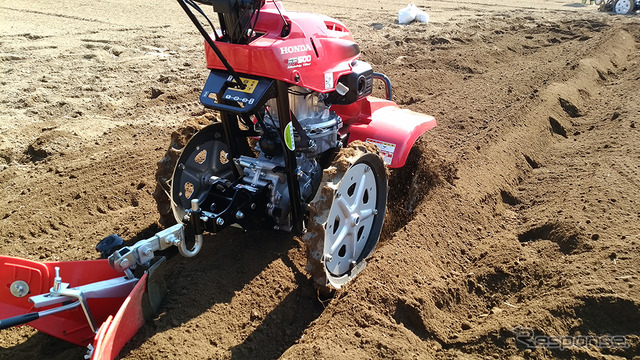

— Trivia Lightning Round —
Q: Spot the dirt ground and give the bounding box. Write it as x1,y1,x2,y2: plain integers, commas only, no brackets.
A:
1,0,639,359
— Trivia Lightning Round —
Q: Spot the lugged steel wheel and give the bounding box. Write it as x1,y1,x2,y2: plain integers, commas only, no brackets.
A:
304,142,388,292
153,120,209,227
170,124,234,223
614,0,634,13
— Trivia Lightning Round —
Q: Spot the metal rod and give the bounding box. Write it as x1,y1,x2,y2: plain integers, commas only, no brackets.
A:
275,81,304,235
0,301,80,330
373,73,393,101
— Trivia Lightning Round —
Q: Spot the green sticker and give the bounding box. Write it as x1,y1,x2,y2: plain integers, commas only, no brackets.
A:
284,122,295,151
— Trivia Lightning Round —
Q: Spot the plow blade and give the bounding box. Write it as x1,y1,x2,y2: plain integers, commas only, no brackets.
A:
91,273,147,360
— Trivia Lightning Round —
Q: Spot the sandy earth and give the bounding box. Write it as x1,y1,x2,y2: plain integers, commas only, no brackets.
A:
1,0,639,359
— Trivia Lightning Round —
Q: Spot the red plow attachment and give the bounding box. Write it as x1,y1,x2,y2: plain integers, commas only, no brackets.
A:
0,255,165,359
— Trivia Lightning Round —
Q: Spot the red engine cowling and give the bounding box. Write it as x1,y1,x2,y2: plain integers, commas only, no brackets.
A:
205,1,360,93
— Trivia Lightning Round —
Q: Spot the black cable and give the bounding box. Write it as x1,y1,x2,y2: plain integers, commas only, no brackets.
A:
264,107,279,129
185,0,220,40
249,5,261,41
230,7,250,42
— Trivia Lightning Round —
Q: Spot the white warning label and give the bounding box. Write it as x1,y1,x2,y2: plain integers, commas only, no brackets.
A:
324,72,334,90
366,138,396,165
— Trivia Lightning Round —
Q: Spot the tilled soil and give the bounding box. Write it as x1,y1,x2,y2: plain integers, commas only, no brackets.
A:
0,1,639,359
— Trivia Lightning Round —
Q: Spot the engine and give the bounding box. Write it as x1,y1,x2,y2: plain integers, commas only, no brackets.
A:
234,87,343,231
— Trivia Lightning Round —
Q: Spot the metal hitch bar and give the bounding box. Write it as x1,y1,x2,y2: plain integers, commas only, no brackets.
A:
108,223,191,274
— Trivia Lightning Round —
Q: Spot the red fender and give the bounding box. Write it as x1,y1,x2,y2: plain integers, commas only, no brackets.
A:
334,97,437,168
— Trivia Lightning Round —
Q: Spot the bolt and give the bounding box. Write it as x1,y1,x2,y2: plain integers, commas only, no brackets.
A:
178,163,185,170
273,225,280,231
120,258,130,270
364,166,371,173
216,217,225,226
235,211,244,220
336,192,341,199
250,203,256,210
143,248,153,257
53,267,62,292
324,254,333,262
373,209,378,215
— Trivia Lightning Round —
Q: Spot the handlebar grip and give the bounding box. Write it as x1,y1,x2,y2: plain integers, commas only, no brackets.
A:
0,312,40,330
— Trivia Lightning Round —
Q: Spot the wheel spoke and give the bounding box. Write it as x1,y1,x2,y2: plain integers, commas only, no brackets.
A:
359,208,376,222
329,224,348,254
354,172,368,207
351,226,364,259
337,196,352,217
180,171,201,191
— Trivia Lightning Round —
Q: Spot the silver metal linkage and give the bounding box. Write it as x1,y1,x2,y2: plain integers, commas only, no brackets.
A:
108,223,186,273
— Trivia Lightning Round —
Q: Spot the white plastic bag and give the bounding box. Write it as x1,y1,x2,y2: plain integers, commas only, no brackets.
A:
415,9,429,23
398,3,418,25
398,4,429,25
